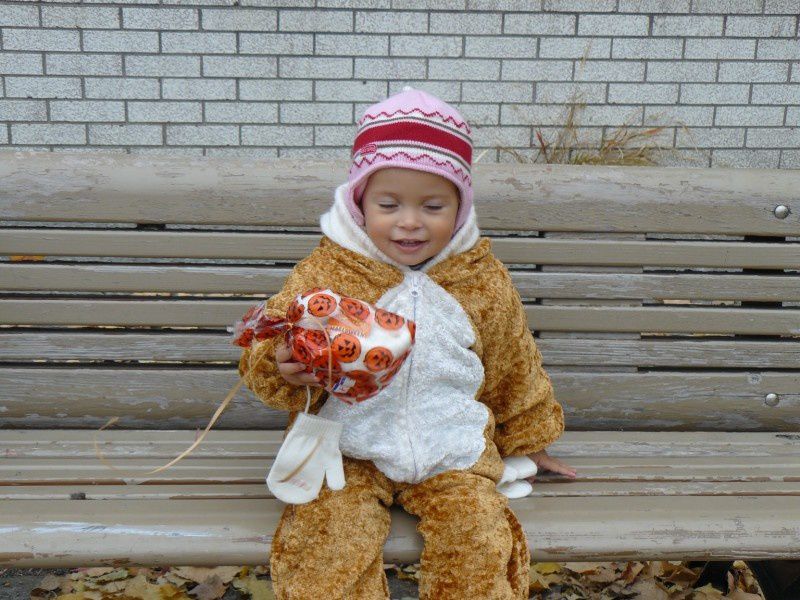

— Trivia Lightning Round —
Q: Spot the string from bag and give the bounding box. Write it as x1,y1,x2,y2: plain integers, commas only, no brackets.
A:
93,305,340,478
274,312,335,484
300,311,335,414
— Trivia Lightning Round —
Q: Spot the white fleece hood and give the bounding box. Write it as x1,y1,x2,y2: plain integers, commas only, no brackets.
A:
320,182,481,273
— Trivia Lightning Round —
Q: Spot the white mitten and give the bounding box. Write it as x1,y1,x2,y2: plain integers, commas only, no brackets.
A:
504,455,538,479
496,456,538,499
266,411,345,504
497,479,534,499
498,462,518,486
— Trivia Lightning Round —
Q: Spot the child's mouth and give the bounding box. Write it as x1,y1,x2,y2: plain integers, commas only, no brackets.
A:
393,239,427,253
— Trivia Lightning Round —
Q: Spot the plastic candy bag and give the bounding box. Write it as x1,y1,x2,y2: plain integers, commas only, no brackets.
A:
93,288,414,480
232,287,415,404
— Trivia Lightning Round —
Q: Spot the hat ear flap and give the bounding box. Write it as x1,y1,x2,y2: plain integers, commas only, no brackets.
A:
354,180,367,204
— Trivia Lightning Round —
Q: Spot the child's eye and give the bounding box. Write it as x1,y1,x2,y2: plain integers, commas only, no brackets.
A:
375,201,442,211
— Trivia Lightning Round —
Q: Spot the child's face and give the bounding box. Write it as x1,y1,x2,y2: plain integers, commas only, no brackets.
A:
361,167,460,267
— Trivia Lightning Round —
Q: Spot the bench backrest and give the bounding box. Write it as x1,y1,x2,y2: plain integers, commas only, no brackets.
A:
1,151,798,432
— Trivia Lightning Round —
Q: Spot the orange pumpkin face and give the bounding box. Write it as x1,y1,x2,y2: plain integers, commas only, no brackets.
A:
313,369,331,384
291,328,327,364
313,362,342,386
378,352,408,384
331,333,361,363
306,328,328,344
346,369,375,383
378,362,401,384
310,349,340,373
364,346,393,372
307,293,337,317
352,378,379,400
340,297,370,323
375,308,404,330
287,299,304,323
291,339,313,364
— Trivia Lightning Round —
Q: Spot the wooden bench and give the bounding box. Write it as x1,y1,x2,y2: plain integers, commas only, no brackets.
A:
1,151,799,595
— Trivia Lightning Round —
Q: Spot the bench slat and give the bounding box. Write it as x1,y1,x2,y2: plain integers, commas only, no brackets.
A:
5,263,800,302
3,333,799,369
2,431,797,459
2,369,797,430
4,481,800,500
3,228,799,268
2,153,798,235
3,299,798,335
3,456,798,485
1,495,798,566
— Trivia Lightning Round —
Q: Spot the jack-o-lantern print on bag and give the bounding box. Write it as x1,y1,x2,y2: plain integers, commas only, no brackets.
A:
232,288,416,404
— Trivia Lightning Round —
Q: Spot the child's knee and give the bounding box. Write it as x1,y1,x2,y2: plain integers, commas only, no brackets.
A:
270,461,394,599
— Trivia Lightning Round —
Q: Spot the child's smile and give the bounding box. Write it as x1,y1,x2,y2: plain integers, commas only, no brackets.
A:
360,167,460,267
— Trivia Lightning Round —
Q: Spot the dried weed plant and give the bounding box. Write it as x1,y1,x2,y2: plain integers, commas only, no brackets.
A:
485,45,701,167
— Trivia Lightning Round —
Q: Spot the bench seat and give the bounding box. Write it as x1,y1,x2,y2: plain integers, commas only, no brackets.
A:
2,429,798,567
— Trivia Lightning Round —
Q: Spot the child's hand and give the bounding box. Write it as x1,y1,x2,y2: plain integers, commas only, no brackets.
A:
527,448,577,480
275,339,323,387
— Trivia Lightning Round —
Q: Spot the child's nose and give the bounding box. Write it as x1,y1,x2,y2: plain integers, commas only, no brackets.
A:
397,208,423,229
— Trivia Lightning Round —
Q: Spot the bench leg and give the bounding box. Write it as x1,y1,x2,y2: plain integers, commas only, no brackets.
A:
687,561,734,592
745,560,800,600
688,560,800,600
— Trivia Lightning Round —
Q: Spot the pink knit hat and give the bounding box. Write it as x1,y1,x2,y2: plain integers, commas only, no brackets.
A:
346,86,474,234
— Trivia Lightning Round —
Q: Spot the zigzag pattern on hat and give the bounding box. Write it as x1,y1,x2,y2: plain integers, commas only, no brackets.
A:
357,108,472,135
350,150,473,186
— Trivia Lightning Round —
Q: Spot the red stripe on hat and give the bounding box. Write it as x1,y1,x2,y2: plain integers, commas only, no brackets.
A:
352,120,472,165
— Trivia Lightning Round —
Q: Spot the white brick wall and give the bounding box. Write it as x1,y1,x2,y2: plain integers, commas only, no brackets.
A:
0,0,797,168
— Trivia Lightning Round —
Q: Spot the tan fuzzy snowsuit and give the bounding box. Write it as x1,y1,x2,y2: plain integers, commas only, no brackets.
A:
239,234,565,599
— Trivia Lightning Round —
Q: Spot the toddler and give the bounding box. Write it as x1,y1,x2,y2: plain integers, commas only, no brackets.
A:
239,86,576,600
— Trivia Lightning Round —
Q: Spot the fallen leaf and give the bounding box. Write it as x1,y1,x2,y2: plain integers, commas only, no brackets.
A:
620,561,646,584
171,567,238,585
93,568,129,583
75,592,102,600
37,574,64,591
58,579,78,595
123,573,191,600
725,571,764,599
583,563,621,584
693,582,727,599
188,574,227,600
531,562,562,575
98,579,129,594
232,574,276,600
660,561,701,586
9,255,45,261
564,562,608,574
725,588,764,600
83,567,116,578
627,576,671,599
163,572,194,588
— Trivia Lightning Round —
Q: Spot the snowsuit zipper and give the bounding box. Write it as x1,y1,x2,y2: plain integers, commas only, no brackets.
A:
401,273,422,481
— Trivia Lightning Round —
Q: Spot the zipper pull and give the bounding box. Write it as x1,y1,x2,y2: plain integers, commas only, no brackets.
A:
409,272,421,297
